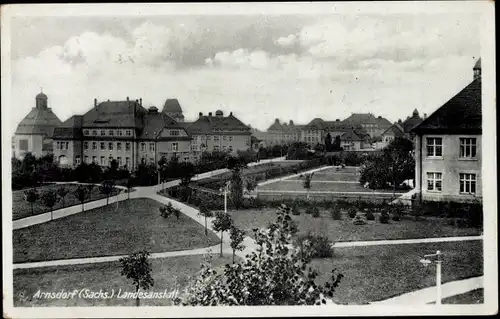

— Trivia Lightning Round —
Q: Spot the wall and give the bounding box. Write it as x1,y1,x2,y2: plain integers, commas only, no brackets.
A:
14,134,44,159
53,140,81,166
417,134,482,202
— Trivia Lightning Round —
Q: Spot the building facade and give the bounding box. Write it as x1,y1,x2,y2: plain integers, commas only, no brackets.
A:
412,59,481,203
342,113,392,139
13,92,62,159
266,119,302,146
301,118,370,150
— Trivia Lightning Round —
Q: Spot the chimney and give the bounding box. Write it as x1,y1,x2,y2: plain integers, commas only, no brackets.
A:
135,99,139,103
398,119,402,123
126,97,129,101
139,98,142,106
199,112,203,117
94,98,97,108
424,113,427,119
336,119,340,122
230,112,233,116
209,112,212,116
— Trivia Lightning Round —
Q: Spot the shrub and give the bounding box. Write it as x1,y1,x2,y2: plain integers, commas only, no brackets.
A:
379,211,390,224
331,206,342,220
311,206,320,218
347,207,357,218
291,204,301,215
366,211,375,221
297,232,333,258
353,215,367,225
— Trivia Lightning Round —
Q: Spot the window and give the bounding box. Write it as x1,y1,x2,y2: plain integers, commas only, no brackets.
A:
207,136,211,141
246,139,250,146
149,158,154,164
125,157,130,167
75,156,81,165
101,130,105,136
85,156,89,164
426,138,442,157
222,145,226,151
427,172,442,192
214,145,220,151
109,142,113,151
117,142,122,151
460,173,476,194
92,130,97,136
170,130,179,136
19,139,28,151
126,130,132,136
223,136,227,141
214,136,219,141
92,142,97,150
149,143,155,152
117,130,123,136
100,156,105,166
117,157,122,166
141,143,146,152
84,130,89,136
126,142,131,151
109,156,113,166
92,156,97,163
229,145,233,152
56,142,61,150
459,138,477,158
109,130,114,136
100,142,105,150
84,142,89,150
172,143,178,152
184,157,189,162
229,136,233,141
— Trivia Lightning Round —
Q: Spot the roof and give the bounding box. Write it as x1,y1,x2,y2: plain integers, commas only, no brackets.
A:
15,107,62,136
138,111,189,140
304,118,326,130
82,100,147,128
343,113,378,125
341,129,365,141
381,123,405,137
375,116,392,128
251,135,262,143
473,58,481,70
52,115,84,139
412,78,481,134
401,113,423,133
162,99,183,114
187,113,251,135
36,92,48,100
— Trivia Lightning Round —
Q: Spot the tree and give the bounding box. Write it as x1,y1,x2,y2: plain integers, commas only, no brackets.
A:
300,172,315,200
178,162,195,201
73,185,93,212
158,156,168,191
106,159,119,180
229,160,246,209
23,188,39,216
324,132,332,152
332,135,342,151
211,211,233,257
119,250,154,307
229,226,245,263
56,186,70,208
177,204,343,306
99,180,116,205
245,176,258,194
126,178,133,201
41,190,59,220
198,204,214,236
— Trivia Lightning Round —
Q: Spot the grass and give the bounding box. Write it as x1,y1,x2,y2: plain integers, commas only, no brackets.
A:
312,241,483,305
288,173,360,182
14,254,236,307
258,180,406,193
231,208,481,242
438,288,484,304
12,183,121,220
13,198,219,263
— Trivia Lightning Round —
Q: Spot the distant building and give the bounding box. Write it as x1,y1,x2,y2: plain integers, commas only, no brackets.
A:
412,58,481,202
266,119,302,146
301,118,370,150
13,91,62,159
162,98,185,123
184,110,252,161
52,97,191,169
342,113,392,138
380,109,425,147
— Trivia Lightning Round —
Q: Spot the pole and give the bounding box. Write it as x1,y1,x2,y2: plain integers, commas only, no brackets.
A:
436,250,442,305
224,184,227,215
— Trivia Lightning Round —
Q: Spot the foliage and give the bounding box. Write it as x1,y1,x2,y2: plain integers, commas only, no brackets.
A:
311,206,321,218
331,206,342,220
366,211,375,221
353,214,367,225
291,203,301,215
324,133,332,152
40,190,59,214
197,203,214,236
99,180,116,205
56,186,70,207
23,188,39,216
73,185,93,211
347,207,357,218
160,202,181,219
229,162,246,209
296,232,334,258
212,211,234,256
379,211,390,224
178,204,343,305
286,142,311,160
229,226,246,263
119,250,154,306
245,176,258,193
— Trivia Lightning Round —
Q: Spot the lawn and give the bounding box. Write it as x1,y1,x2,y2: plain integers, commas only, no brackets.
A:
288,173,360,182
258,180,406,193
12,183,121,220
230,208,481,242
437,288,484,304
14,254,235,307
13,198,219,263
312,241,483,304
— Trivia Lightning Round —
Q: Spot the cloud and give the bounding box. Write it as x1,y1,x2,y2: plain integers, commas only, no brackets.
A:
275,34,297,47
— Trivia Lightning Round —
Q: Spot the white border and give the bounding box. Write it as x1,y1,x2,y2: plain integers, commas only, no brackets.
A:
2,2,497,317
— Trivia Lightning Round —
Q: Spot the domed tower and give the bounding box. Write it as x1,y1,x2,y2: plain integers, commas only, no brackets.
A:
412,109,419,117
162,98,184,122
36,91,48,108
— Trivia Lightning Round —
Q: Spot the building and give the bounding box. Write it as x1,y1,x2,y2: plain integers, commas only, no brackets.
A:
301,118,370,149
342,113,392,139
380,109,425,148
52,97,192,170
13,91,62,159
162,98,185,123
184,110,252,160
266,119,302,146
412,58,481,202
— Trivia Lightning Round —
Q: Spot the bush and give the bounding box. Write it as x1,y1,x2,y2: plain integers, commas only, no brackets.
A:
353,215,367,225
331,206,341,220
366,211,375,221
311,206,320,218
291,204,301,215
347,207,357,218
297,232,333,258
379,211,390,224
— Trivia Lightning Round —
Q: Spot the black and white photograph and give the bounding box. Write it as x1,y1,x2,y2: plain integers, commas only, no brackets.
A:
1,2,497,317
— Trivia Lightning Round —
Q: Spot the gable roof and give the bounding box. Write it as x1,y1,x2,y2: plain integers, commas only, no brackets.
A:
382,123,405,137
82,100,147,128
52,115,84,139
401,114,423,133
304,118,326,130
412,78,481,134
15,107,62,136
186,113,251,135
343,113,378,125
138,111,190,140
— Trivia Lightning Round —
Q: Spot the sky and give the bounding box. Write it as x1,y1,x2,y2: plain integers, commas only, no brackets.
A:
8,7,482,133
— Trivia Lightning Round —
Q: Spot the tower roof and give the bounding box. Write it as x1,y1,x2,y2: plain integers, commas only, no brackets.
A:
162,99,183,113
36,92,48,100
15,107,62,136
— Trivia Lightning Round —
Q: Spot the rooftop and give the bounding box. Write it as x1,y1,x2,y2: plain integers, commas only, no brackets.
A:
15,106,62,136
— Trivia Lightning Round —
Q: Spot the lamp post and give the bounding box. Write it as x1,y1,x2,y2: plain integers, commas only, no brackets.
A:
420,250,442,305
219,181,230,215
